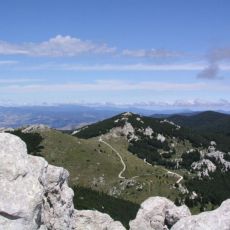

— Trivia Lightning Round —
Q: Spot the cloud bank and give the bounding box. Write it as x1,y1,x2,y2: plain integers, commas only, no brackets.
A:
0,35,116,57
122,49,183,58
0,80,229,93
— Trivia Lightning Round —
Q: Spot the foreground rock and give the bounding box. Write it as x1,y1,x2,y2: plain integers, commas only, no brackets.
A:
0,133,125,230
171,199,230,230
74,210,125,230
129,196,191,230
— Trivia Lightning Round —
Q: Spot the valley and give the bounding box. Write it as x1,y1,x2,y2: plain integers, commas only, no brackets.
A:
4,110,230,226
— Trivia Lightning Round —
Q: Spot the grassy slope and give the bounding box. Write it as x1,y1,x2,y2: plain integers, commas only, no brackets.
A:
38,129,180,204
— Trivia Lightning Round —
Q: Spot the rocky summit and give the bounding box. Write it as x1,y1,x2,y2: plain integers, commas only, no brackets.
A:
1,133,230,230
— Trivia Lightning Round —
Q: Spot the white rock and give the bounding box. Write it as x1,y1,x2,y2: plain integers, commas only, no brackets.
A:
129,196,191,230
0,133,125,230
144,127,154,137
165,205,191,227
122,112,132,117
210,141,216,146
136,117,144,124
74,210,125,230
207,150,230,172
171,199,230,230
107,122,139,141
157,134,166,143
160,120,180,130
191,159,216,177
0,133,75,230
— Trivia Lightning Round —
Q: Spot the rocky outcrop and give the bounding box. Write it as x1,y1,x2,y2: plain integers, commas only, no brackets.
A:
191,159,216,177
129,196,191,230
130,196,230,230
207,150,230,172
171,199,230,230
0,133,125,230
22,124,50,133
157,134,166,143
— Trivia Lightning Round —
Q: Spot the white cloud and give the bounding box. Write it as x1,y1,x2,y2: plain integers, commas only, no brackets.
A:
0,35,116,57
0,80,227,93
0,60,18,65
14,61,230,72
0,78,44,84
57,62,207,71
122,49,183,58
129,99,230,108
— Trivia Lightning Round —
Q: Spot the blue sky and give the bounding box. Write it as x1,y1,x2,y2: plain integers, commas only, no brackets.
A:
0,0,230,110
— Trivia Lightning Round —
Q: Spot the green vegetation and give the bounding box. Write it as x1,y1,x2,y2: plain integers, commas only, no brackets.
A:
74,114,125,138
74,112,230,215
73,186,139,228
181,150,200,170
170,111,230,133
9,130,44,156
170,111,230,152
185,170,230,209
75,113,209,169
24,129,180,204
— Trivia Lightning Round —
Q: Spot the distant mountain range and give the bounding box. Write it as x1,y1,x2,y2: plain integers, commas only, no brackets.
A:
1,104,230,130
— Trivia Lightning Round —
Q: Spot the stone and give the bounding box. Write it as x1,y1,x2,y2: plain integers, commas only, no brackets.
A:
165,205,191,227
157,134,166,142
74,210,125,230
129,196,191,230
0,133,125,230
191,159,216,177
171,199,230,230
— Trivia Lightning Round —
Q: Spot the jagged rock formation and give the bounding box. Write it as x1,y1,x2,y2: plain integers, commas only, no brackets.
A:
171,199,230,230
191,159,216,177
0,133,125,230
129,197,191,230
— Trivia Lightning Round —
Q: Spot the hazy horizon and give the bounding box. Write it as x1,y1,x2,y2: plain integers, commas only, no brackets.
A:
0,0,230,111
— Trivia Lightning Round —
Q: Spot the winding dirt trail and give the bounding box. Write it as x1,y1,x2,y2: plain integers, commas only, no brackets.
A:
99,137,183,183
144,159,183,184
166,170,183,184
99,137,126,179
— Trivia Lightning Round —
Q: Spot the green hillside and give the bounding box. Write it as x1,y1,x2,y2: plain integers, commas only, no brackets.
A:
9,111,230,224
169,111,230,133
169,111,230,152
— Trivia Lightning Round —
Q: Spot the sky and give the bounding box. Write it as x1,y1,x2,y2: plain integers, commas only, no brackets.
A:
0,0,230,110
